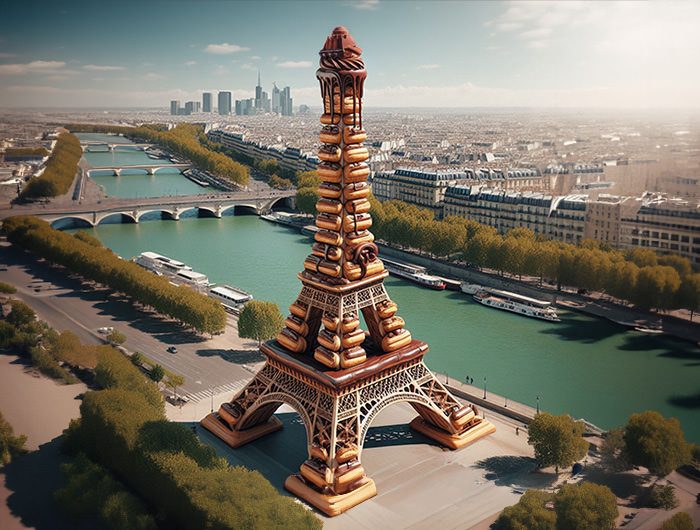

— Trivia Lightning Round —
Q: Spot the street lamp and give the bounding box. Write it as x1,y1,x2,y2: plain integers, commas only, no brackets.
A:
210,385,215,413
536,395,540,414
483,376,487,400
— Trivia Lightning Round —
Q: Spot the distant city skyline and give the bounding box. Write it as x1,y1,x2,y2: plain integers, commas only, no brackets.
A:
1,1,699,109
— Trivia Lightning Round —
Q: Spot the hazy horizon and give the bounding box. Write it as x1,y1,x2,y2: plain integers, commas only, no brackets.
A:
2,1,699,110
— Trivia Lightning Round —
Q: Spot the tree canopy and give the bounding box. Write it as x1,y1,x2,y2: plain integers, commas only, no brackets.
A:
553,482,618,530
491,489,555,530
528,413,588,472
238,300,284,346
623,410,691,476
20,132,82,199
661,512,694,530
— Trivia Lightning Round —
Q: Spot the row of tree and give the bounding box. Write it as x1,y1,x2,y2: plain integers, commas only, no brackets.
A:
4,146,49,157
292,177,700,313
2,216,227,334
63,347,322,529
20,132,82,199
368,198,700,313
66,123,250,187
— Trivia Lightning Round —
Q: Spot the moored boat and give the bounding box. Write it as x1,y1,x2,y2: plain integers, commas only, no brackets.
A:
460,282,482,295
207,284,253,312
473,288,560,322
381,258,446,290
134,251,209,291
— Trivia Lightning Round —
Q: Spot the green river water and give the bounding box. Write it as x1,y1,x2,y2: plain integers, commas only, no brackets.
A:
75,134,700,443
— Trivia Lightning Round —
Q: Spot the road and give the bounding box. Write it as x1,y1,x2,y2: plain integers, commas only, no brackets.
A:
0,240,258,403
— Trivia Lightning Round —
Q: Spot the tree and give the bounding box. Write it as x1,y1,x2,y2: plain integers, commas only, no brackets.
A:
491,489,555,530
165,374,185,402
0,281,17,294
528,413,588,473
600,427,631,472
640,484,678,509
149,364,165,383
237,300,284,347
106,330,126,345
7,300,36,328
0,411,28,464
661,512,694,530
623,410,691,476
295,186,319,216
553,482,618,530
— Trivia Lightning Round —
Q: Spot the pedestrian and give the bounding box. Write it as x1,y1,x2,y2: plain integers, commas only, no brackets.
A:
465,375,470,384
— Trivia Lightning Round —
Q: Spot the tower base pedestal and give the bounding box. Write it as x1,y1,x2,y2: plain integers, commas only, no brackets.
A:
285,475,377,517
409,416,496,450
200,413,283,448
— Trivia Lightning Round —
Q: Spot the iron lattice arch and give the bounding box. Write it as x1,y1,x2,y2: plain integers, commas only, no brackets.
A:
227,354,464,454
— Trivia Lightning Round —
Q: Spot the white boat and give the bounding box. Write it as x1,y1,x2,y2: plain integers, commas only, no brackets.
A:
382,258,446,290
460,282,482,295
473,288,560,322
134,251,209,291
301,224,320,237
208,284,253,312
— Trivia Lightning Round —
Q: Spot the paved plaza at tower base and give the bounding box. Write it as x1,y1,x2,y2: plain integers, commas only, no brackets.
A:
195,401,543,530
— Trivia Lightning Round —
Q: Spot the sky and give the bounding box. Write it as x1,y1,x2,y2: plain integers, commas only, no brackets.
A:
1,0,699,110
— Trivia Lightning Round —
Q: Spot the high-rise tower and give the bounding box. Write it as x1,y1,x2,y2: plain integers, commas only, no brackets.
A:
201,27,494,516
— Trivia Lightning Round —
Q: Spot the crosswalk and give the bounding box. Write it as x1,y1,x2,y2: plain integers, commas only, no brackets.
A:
184,379,248,403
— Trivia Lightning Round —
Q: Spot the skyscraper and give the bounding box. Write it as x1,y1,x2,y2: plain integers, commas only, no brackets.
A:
255,70,263,109
272,83,281,114
202,92,212,113
170,100,180,116
218,91,232,115
281,86,293,116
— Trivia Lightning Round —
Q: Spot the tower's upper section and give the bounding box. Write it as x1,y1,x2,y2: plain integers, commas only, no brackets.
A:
317,27,367,118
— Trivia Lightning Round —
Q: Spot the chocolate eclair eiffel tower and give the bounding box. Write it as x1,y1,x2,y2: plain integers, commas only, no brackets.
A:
276,27,411,370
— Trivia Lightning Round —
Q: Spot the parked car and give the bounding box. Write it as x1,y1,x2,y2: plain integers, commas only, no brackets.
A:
98,326,114,334
167,346,177,354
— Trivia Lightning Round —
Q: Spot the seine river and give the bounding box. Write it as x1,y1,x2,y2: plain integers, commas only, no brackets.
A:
75,136,700,443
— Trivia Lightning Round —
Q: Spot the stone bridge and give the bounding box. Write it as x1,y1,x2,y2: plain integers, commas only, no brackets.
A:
86,163,192,176
81,141,154,152
25,192,295,227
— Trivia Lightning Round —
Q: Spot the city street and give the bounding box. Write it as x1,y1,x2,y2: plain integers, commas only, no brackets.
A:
0,240,259,402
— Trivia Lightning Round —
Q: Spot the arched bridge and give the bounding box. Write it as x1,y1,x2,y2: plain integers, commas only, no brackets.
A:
86,163,192,176
26,192,296,227
81,141,154,152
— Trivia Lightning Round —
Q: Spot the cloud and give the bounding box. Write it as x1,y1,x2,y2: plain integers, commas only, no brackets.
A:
351,0,379,10
241,63,255,70
204,43,250,55
0,60,75,75
418,64,440,70
519,27,551,40
215,65,228,75
143,72,163,80
0,52,16,58
271,56,279,61
92,78,105,82
83,64,126,71
497,22,523,32
276,60,312,68
250,55,260,60
185,61,196,66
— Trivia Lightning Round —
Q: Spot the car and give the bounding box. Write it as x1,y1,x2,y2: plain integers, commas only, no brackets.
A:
98,326,114,334
167,346,178,354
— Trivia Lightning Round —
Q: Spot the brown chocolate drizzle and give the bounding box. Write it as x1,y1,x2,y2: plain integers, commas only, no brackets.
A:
317,27,366,129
